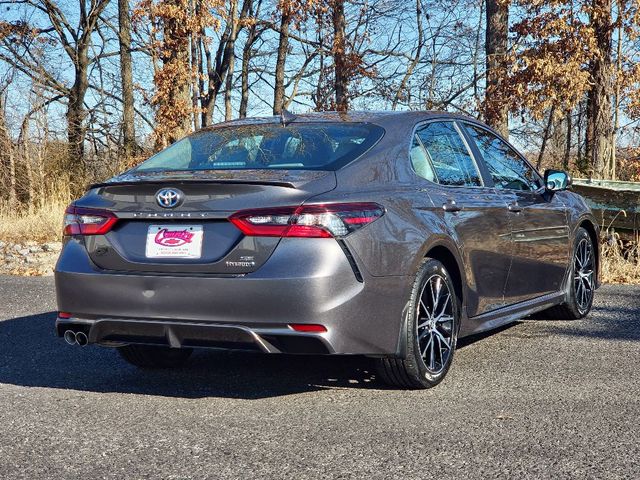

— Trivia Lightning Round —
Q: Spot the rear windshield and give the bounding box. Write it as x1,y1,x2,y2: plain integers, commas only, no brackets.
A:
132,122,385,172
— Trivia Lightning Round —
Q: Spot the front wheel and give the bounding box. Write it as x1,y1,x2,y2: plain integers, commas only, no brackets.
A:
118,345,193,369
376,258,460,389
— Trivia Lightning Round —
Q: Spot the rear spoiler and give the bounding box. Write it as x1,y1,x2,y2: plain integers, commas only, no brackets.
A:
88,178,297,190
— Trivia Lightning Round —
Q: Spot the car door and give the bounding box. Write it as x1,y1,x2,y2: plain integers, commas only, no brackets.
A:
411,121,514,317
462,123,570,304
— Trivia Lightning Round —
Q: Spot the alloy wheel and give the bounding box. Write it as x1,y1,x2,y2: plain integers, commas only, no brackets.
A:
416,274,455,375
574,237,595,314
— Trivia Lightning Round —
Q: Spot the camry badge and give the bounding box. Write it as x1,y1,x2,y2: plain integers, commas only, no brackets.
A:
156,188,183,208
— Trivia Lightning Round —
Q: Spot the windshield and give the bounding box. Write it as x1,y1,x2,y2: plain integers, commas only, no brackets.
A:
132,122,385,172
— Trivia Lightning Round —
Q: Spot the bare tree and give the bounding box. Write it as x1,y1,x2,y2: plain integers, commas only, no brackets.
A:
118,0,136,156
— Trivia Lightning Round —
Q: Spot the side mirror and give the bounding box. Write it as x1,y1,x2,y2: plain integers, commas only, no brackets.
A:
544,169,572,192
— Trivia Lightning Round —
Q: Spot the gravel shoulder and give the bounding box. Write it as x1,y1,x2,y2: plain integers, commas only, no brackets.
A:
0,276,638,479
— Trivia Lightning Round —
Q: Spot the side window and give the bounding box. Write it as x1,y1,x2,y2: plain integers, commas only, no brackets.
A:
466,125,541,191
410,135,437,182
415,122,482,187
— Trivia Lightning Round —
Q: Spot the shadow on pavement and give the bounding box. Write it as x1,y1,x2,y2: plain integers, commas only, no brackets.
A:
0,312,378,399
1,291,634,399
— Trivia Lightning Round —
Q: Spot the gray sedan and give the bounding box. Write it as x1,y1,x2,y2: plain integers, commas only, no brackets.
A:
55,111,599,388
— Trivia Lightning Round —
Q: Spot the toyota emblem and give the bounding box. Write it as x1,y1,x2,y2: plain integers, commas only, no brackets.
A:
156,188,183,208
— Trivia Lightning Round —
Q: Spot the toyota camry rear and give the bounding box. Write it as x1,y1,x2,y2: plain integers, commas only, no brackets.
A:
55,116,410,369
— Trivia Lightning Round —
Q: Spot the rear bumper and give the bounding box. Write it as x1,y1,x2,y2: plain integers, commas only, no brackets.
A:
56,317,333,354
55,237,411,355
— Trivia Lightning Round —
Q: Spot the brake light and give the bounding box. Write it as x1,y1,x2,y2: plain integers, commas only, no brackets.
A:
63,206,118,236
229,203,384,238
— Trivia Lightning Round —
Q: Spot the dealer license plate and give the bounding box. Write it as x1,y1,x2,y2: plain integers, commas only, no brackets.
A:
145,225,203,259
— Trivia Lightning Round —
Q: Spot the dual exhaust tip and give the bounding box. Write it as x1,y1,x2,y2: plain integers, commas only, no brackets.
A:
64,330,88,346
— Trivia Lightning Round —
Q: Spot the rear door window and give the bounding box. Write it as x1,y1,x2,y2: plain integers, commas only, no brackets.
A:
414,122,482,187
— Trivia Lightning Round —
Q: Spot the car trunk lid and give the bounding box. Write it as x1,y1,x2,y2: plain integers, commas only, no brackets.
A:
78,170,336,274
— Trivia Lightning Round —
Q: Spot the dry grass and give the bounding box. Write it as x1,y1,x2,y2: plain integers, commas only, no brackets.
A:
0,200,67,243
600,233,640,284
0,180,72,244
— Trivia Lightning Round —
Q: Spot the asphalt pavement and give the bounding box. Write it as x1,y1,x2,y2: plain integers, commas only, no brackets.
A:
0,275,638,479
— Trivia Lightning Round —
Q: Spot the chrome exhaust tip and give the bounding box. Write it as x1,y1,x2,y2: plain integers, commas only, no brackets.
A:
75,331,88,346
64,330,77,346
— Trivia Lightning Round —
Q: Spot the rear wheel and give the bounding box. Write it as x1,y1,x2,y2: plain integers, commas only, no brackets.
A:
117,345,193,369
376,258,460,389
540,227,596,320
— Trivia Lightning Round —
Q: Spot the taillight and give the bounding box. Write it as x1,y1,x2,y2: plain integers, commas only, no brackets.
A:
229,203,384,238
63,206,118,236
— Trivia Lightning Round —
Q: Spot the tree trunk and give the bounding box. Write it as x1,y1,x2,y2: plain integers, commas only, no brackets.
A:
118,0,137,157
191,9,201,131
19,118,35,211
0,94,17,209
239,12,258,119
273,13,290,115
485,0,509,137
158,3,192,147
66,56,89,181
611,0,623,180
332,0,348,112
224,0,239,121
564,111,572,170
585,0,613,179
224,58,235,121
536,105,555,170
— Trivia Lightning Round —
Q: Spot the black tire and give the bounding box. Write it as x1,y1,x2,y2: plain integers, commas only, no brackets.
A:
540,227,596,320
376,258,461,389
117,345,193,369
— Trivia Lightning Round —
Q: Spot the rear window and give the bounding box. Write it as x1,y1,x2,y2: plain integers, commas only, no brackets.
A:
132,122,385,172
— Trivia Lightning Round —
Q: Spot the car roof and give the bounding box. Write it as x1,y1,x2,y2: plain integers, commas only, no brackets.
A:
202,110,482,131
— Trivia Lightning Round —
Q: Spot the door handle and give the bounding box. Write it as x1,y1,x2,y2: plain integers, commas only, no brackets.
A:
507,203,523,213
442,201,461,213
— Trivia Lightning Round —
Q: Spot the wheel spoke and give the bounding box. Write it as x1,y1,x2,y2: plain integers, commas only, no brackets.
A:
429,332,436,370
435,334,443,368
434,329,451,350
430,277,442,312
421,335,433,358
417,319,430,329
435,294,451,319
419,299,431,320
